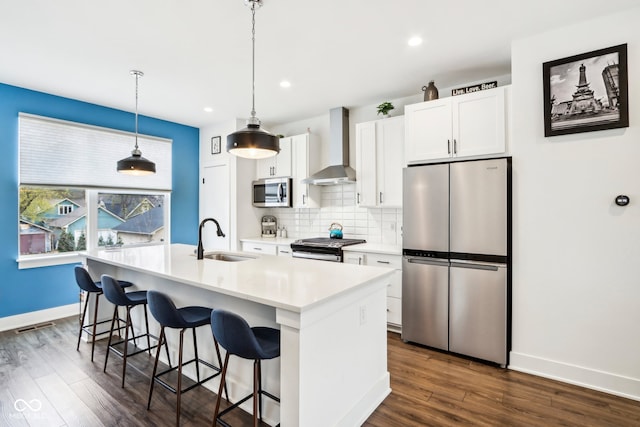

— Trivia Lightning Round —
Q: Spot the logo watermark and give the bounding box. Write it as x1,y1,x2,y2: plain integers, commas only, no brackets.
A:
10,398,46,420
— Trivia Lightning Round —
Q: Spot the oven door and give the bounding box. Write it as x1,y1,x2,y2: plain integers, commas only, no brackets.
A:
291,250,342,262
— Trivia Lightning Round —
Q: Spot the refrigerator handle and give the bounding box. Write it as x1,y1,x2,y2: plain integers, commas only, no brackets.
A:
450,260,503,271
406,257,449,267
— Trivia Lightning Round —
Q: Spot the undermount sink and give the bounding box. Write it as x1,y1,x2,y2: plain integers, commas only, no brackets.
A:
202,252,256,262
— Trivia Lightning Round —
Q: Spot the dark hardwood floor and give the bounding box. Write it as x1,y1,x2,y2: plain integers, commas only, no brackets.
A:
1,316,638,426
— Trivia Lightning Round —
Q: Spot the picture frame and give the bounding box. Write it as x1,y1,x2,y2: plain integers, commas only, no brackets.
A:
543,43,628,137
211,136,221,154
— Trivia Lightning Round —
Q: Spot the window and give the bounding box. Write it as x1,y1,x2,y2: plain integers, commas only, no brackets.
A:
58,204,75,215
18,114,172,268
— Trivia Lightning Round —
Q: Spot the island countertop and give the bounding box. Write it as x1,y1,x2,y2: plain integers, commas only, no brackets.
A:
85,243,394,313
85,243,392,426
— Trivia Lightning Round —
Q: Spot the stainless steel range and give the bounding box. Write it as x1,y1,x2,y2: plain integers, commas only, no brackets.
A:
291,238,366,262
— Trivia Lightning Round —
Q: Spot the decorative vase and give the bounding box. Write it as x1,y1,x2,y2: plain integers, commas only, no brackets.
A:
422,81,439,101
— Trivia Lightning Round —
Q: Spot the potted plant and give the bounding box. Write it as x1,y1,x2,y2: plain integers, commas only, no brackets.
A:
377,101,395,117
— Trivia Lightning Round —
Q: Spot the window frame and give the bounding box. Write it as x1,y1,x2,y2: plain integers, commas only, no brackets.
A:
18,187,171,270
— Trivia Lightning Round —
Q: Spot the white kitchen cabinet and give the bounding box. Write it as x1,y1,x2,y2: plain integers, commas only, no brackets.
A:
405,85,507,164
241,239,294,256
241,241,278,255
256,137,292,178
291,133,320,208
355,116,404,208
344,251,402,329
277,244,292,257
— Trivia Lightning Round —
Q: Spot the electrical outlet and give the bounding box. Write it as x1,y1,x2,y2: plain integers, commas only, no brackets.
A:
359,305,367,326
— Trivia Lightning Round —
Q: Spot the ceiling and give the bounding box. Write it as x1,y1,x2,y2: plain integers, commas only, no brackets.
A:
1,0,638,129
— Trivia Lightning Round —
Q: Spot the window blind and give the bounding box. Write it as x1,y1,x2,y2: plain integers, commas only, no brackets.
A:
19,113,172,190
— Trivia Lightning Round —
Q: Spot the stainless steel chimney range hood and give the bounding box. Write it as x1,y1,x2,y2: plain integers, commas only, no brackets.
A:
302,107,356,185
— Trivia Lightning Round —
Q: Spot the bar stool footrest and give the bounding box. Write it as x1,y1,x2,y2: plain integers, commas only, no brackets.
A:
216,389,280,427
153,357,222,395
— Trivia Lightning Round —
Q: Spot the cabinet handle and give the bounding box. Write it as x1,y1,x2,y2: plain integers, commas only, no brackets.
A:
453,139,457,154
379,192,383,204
302,194,306,205
377,260,390,264
253,247,263,251
280,250,290,254
357,193,360,204
447,139,451,154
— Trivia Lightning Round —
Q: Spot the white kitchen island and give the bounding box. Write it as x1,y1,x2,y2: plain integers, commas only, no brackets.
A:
84,243,393,427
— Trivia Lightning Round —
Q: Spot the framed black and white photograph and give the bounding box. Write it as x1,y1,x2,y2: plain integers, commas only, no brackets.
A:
543,43,628,137
211,136,221,154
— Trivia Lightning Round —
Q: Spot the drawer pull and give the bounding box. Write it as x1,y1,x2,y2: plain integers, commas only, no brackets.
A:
377,260,390,264
253,247,263,251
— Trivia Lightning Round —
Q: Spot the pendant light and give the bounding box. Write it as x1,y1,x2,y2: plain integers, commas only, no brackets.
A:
226,0,279,159
117,70,156,175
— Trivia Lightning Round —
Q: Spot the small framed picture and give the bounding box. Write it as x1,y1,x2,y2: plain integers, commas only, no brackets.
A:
543,44,628,137
211,136,221,154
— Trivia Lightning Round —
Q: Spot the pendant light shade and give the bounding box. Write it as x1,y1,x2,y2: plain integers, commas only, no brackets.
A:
116,149,156,175
226,0,279,159
117,70,156,175
228,122,279,160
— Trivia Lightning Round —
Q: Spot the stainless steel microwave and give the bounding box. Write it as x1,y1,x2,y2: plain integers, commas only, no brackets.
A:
252,177,292,207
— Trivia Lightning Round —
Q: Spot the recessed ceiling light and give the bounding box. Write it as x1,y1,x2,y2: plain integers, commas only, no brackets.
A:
280,80,291,88
408,36,423,47
203,107,213,113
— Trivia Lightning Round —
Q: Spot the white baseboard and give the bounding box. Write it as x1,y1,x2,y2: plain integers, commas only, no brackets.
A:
0,303,79,332
509,351,640,402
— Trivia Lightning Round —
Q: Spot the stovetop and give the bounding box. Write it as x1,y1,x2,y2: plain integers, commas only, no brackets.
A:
292,237,366,248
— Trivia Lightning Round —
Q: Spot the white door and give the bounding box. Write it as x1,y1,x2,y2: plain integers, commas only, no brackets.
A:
275,137,292,177
201,165,230,251
405,99,452,163
452,86,505,158
355,121,378,207
378,116,404,207
291,134,309,208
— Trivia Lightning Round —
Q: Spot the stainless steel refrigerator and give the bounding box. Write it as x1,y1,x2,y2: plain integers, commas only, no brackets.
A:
401,157,511,366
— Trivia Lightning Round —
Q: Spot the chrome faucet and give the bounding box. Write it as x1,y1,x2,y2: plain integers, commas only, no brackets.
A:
197,218,226,260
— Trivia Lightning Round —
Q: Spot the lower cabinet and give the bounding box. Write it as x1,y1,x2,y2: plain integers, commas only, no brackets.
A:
241,240,293,256
241,241,278,255
344,251,402,330
277,244,292,257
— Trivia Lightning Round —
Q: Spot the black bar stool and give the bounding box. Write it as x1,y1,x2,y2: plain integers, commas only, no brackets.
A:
210,309,281,427
74,266,133,362
101,274,154,388
146,290,228,426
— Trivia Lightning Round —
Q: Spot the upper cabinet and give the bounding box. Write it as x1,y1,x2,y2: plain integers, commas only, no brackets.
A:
291,132,320,208
256,137,292,178
355,116,404,208
405,85,508,164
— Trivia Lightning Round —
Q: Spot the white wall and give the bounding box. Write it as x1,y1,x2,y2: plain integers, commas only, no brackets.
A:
510,7,640,400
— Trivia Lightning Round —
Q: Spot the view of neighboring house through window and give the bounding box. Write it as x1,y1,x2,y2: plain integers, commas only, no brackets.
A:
97,193,165,247
19,187,86,255
18,187,167,255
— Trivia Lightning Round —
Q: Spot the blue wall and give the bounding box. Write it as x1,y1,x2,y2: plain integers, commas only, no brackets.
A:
0,82,199,318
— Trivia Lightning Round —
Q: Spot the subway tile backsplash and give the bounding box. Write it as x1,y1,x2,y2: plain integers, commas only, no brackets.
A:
266,183,402,245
